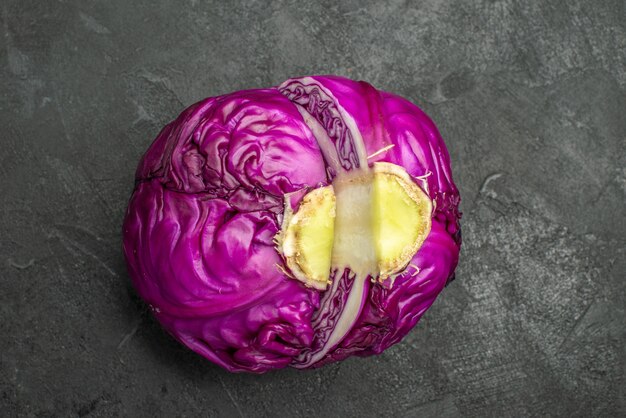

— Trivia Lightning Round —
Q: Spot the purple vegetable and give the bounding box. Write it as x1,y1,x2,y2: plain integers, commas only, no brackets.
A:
123,75,461,373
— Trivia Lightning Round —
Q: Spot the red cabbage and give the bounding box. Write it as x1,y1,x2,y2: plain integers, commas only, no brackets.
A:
123,75,461,373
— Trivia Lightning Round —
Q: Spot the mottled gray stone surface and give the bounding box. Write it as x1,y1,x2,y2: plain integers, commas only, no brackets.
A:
1,1,624,416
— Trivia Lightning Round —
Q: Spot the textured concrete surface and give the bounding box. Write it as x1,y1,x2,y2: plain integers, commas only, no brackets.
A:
1,0,624,416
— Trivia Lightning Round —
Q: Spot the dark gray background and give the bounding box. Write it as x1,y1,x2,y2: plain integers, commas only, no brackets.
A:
1,0,624,416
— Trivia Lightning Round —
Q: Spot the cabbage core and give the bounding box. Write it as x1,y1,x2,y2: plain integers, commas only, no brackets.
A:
278,162,432,289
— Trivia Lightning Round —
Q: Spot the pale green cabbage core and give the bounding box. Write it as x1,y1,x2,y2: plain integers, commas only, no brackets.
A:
278,162,432,289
